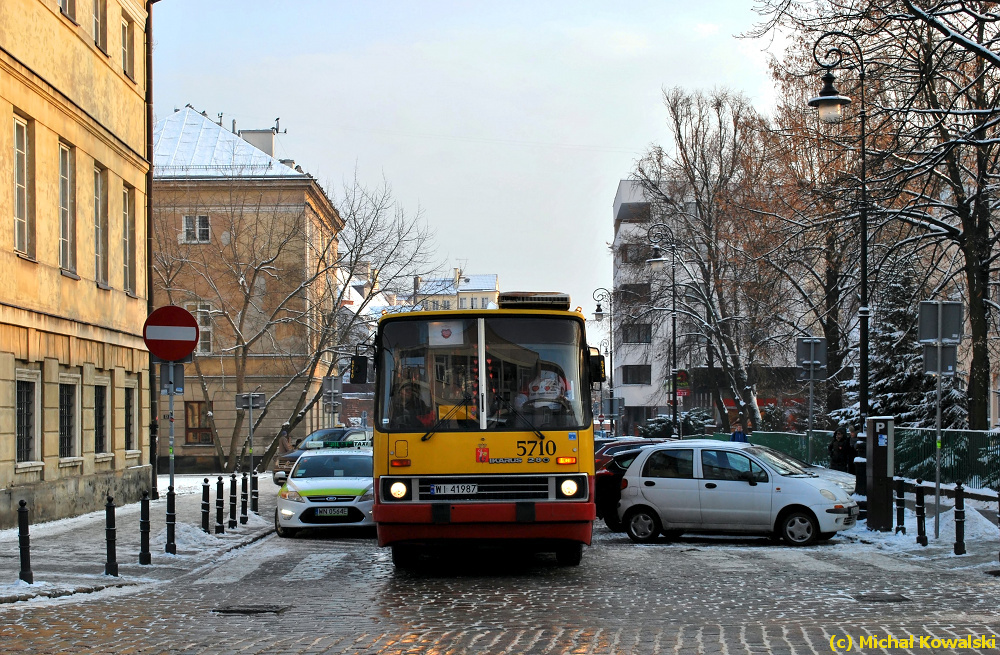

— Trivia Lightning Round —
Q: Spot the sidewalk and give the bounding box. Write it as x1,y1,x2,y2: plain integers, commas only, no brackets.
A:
0,474,280,604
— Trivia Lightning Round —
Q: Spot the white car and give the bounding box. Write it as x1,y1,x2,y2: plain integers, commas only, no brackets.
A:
617,440,858,546
274,446,375,537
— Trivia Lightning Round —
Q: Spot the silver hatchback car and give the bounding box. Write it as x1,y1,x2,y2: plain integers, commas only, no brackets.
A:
617,440,858,546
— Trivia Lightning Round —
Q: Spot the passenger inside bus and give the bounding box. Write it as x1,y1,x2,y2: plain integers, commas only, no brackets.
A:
388,382,435,430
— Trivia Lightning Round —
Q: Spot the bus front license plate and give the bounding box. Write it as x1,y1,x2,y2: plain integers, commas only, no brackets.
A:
316,508,348,516
431,484,478,495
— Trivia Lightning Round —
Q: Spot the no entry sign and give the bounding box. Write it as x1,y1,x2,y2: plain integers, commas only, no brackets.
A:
143,306,199,362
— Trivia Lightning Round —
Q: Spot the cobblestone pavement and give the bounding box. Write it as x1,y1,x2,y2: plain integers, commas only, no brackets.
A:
2,518,1000,655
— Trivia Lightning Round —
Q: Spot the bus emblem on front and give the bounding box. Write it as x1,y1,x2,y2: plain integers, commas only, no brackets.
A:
476,447,489,463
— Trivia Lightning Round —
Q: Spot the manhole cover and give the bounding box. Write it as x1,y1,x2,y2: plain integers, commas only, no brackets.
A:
852,593,910,603
986,570,1000,577
213,605,289,615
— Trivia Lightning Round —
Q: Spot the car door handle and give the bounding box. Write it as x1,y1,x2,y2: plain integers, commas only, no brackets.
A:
704,483,717,489
644,481,655,487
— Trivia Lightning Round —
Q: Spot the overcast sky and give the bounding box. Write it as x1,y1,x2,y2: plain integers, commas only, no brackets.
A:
153,1,783,329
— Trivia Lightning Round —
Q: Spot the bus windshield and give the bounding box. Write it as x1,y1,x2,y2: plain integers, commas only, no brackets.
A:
379,316,586,432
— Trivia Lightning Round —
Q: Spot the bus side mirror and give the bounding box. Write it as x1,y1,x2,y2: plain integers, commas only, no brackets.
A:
589,353,606,383
350,355,369,384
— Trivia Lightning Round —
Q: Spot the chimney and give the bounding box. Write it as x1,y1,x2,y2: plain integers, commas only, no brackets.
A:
279,158,296,169
240,129,275,156
453,268,462,288
413,276,421,299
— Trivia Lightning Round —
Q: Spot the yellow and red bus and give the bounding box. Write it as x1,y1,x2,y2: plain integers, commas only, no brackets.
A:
352,292,605,566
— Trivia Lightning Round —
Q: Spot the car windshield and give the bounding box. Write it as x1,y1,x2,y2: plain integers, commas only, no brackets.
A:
744,446,810,476
292,454,373,479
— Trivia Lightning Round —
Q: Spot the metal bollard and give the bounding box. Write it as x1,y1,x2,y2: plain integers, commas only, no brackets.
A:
139,491,151,565
201,478,210,534
215,476,225,534
105,495,119,577
240,472,249,525
894,477,906,534
17,499,33,584
915,478,928,547
165,485,176,555
228,473,238,529
251,469,259,514
954,481,966,555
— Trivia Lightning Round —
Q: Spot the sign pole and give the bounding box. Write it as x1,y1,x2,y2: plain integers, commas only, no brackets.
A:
248,396,254,476
935,302,942,539
168,363,175,490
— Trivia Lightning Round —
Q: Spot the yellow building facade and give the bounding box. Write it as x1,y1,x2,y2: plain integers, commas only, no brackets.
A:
0,0,151,527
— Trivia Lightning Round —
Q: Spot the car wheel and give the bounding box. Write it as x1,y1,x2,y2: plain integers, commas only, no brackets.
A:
555,542,583,566
274,509,299,538
624,507,661,544
391,545,420,568
779,510,818,546
603,513,623,532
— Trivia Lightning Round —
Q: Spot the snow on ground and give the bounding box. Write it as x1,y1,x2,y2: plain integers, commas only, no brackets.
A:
838,505,999,556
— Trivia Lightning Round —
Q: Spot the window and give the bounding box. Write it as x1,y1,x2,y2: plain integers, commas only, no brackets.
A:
59,143,76,271
642,449,694,479
94,383,108,453
59,382,78,458
185,400,213,445
701,450,767,482
58,0,75,19
92,0,106,50
442,300,451,310
618,284,651,305
481,296,489,308
621,365,651,385
622,323,652,344
619,244,652,264
120,14,134,78
16,377,37,463
186,302,213,353
459,297,467,309
93,165,108,285
183,215,210,243
122,185,135,291
470,297,477,309
431,300,440,310
124,384,136,450
13,116,31,255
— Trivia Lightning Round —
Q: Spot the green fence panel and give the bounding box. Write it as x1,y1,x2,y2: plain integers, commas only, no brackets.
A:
685,427,999,489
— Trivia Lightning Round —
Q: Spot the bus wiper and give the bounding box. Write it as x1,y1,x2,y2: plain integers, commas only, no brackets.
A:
421,394,473,441
494,393,546,440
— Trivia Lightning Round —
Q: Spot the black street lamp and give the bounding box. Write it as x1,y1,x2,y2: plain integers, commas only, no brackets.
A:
593,288,615,436
808,31,870,426
646,223,678,434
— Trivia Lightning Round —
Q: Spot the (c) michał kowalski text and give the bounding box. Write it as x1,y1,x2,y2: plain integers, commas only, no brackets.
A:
830,633,997,651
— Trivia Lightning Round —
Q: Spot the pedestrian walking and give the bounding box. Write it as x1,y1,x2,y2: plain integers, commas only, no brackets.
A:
277,429,293,455
827,427,855,473
730,422,748,443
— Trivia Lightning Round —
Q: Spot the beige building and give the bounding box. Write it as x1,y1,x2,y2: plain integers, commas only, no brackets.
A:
153,108,342,472
0,0,152,527
414,270,499,311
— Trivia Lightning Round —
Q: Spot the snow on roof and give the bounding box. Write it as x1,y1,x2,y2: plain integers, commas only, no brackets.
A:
458,274,498,292
417,274,498,295
153,107,308,179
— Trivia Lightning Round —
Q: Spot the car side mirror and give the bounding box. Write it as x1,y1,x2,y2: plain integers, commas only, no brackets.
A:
739,470,757,486
274,471,288,484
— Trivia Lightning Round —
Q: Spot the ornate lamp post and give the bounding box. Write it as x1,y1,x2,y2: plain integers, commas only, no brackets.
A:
807,30,870,426
646,223,678,434
593,288,614,435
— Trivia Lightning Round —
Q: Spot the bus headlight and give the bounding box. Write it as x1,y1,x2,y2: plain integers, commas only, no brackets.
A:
390,481,408,499
560,479,579,497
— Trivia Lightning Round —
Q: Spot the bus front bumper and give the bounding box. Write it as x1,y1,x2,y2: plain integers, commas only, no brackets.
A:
374,501,595,546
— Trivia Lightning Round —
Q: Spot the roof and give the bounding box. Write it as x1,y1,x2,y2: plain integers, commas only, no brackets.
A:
153,107,308,179
417,274,498,295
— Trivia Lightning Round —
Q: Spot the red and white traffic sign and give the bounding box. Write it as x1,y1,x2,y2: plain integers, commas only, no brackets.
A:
143,306,199,362
598,414,605,422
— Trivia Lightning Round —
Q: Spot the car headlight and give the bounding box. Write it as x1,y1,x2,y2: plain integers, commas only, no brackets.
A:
359,486,374,502
279,488,305,503
819,489,837,501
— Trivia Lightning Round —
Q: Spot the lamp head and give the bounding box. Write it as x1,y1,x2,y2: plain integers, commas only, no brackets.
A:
807,71,852,123
646,246,667,272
